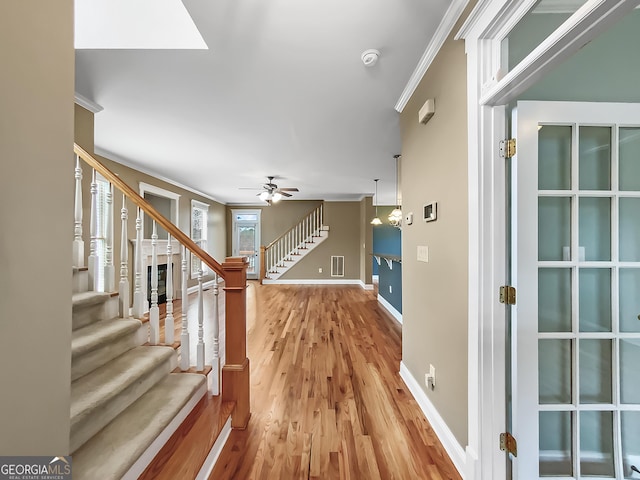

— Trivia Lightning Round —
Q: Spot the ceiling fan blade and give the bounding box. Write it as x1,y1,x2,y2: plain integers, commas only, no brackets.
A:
239,187,262,190
279,191,293,197
279,187,299,192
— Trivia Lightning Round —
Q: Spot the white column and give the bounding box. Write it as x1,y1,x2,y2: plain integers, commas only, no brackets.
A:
320,203,323,229
72,155,84,268
180,245,190,371
149,221,159,345
104,183,115,292
132,207,145,319
118,194,129,318
211,273,220,395
165,234,174,345
196,268,205,371
88,169,99,291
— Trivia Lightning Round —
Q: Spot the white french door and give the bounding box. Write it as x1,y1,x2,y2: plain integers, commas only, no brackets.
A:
231,209,261,280
513,101,640,479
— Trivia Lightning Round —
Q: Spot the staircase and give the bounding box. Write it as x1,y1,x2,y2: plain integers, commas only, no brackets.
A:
70,267,207,479
70,144,251,479
261,204,329,282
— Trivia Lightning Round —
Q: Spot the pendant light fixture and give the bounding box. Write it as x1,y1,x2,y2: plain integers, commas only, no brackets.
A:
371,179,382,225
388,154,402,228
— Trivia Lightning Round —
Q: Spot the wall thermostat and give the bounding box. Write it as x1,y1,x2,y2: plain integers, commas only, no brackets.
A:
423,202,437,222
405,212,413,225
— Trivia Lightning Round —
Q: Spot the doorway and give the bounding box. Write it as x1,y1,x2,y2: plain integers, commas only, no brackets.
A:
231,209,261,280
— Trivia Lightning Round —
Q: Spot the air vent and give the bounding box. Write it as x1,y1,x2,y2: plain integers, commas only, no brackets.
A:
331,256,344,277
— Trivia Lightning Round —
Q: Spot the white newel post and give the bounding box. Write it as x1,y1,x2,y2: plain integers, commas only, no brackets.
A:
197,268,205,371
88,169,99,291
104,183,115,292
180,246,190,371
149,221,160,345
211,273,220,395
118,195,129,318
165,234,174,345
73,156,84,268
133,208,145,319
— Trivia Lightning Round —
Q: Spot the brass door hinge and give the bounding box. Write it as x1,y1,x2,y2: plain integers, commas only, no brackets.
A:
500,432,518,456
499,285,516,305
499,139,516,158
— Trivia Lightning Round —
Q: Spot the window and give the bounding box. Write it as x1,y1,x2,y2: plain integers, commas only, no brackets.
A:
191,200,209,277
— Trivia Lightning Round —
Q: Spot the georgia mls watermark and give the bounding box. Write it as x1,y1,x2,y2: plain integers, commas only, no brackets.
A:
0,456,71,480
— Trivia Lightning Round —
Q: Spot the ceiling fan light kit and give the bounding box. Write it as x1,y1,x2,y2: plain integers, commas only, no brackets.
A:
252,176,299,204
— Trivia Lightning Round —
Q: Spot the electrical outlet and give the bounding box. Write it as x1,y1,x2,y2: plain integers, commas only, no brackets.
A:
389,285,392,294
318,267,323,273
425,364,436,390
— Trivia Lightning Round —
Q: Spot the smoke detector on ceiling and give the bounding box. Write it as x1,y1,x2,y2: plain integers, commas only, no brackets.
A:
361,49,380,67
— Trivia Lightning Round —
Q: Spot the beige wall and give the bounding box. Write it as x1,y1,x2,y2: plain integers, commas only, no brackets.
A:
359,196,374,284
399,23,470,445
0,1,74,454
282,201,362,280
75,105,227,292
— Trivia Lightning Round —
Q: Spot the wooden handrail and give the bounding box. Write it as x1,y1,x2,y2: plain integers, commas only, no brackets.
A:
74,143,225,279
265,204,322,249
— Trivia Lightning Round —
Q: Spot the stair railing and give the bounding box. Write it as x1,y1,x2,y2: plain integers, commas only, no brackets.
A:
73,143,250,429
260,203,323,281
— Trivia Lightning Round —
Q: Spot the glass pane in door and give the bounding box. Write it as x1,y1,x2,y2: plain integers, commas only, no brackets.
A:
579,269,611,332
621,411,640,479
579,197,611,262
539,411,573,477
539,268,572,332
619,269,640,333
620,339,640,404
539,197,571,260
238,225,256,275
539,125,572,190
579,410,615,477
579,339,612,404
539,339,572,404
619,127,640,191
620,198,640,261
579,126,611,190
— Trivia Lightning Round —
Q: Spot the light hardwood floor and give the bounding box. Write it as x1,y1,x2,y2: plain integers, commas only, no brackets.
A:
208,282,461,480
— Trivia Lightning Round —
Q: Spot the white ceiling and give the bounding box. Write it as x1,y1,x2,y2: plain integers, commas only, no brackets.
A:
75,0,452,205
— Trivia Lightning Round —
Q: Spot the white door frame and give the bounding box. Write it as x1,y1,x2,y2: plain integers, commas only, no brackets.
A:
231,209,261,280
458,1,640,479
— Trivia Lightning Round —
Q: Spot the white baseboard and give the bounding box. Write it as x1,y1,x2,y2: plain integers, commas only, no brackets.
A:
399,362,466,478
377,294,402,324
372,274,379,283
122,382,207,480
359,280,374,290
262,278,364,286
195,417,232,480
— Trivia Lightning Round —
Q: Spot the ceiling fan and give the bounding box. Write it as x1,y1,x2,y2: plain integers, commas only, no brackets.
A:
242,176,299,204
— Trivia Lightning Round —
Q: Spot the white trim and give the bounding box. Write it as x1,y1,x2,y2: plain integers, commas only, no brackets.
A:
262,278,364,286
74,92,104,113
395,0,471,113
377,294,402,324
94,146,221,203
195,417,232,480
187,278,218,295
139,182,182,201
122,382,207,480
359,281,374,291
399,362,467,478
372,274,379,283
478,0,640,106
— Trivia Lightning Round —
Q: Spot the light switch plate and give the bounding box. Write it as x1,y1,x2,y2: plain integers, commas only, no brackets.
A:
417,246,429,263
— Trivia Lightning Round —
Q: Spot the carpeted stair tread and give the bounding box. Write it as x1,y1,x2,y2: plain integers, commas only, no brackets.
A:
72,318,142,359
70,346,176,452
73,291,113,309
72,373,206,480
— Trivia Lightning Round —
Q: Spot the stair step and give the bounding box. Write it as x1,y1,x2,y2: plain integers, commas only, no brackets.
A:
70,346,177,453
71,318,145,381
73,291,119,330
72,373,207,480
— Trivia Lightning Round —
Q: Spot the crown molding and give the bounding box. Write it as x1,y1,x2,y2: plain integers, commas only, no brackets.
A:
74,93,104,113
93,146,220,204
395,0,471,113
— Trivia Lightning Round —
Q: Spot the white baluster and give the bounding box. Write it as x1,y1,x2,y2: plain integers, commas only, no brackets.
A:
211,272,220,395
197,268,205,371
104,183,115,292
149,221,159,345
180,245,190,371
165,234,174,345
132,208,145,319
88,169,99,291
72,156,84,268
118,195,129,318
